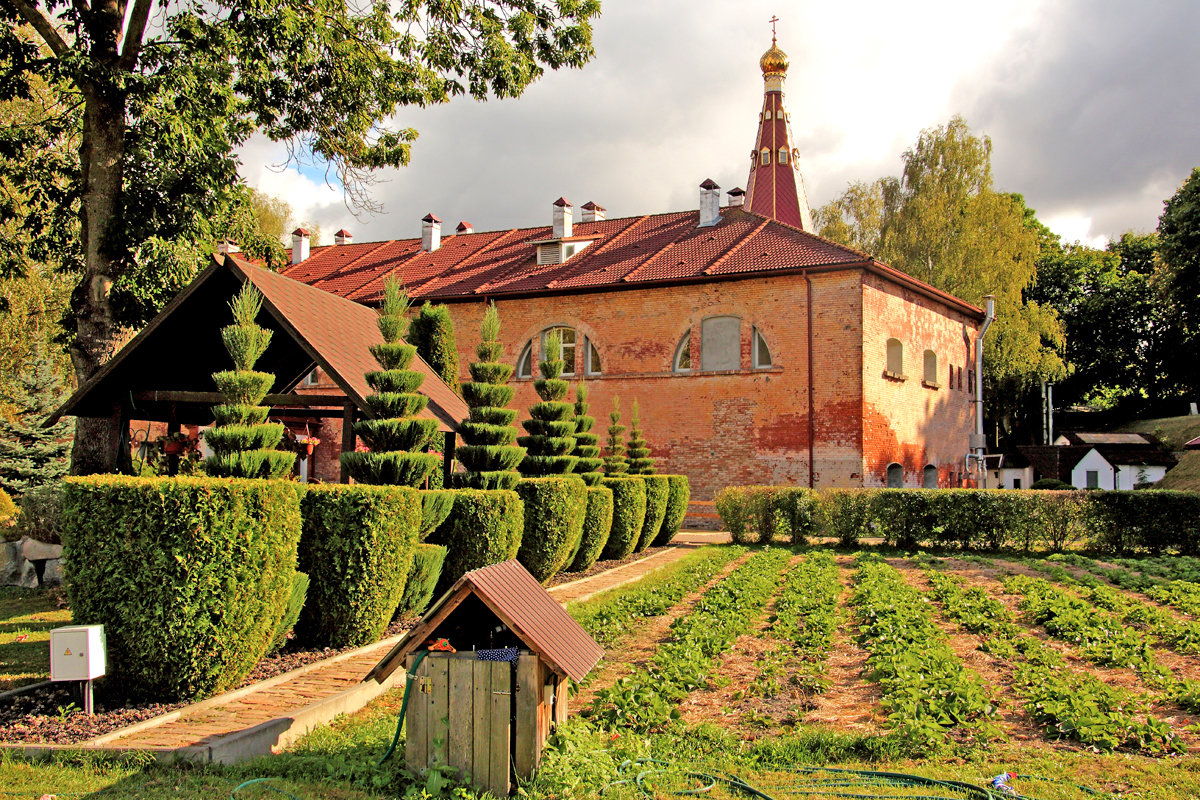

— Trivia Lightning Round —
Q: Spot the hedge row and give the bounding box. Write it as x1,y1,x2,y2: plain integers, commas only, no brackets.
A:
714,486,1200,555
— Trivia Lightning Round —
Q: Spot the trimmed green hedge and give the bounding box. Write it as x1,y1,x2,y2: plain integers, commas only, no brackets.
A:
296,484,421,648
430,489,524,593
714,485,1200,555
569,485,614,573
419,490,456,539
634,475,669,552
653,475,690,547
269,571,309,653
61,476,302,702
600,477,647,560
395,543,448,618
515,476,587,582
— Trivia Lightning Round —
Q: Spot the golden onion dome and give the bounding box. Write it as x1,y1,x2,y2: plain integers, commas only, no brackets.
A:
759,40,788,75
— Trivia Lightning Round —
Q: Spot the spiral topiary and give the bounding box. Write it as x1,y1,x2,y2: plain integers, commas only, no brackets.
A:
571,383,603,486
602,396,628,475
340,276,440,486
204,283,296,479
625,399,656,475
456,303,526,489
517,330,578,476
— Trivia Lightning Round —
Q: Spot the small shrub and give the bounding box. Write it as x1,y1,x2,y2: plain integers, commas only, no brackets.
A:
600,477,647,560
1082,490,1200,556
296,484,421,648
634,475,669,552
816,490,871,547
1031,478,1074,490
569,486,614,572
0,488,17,532
715,486,754,544
269,571,309,653
625,400,656,474
60,476,302,702
653,475,690,546
571,384,604,486
13,483,62,545
715,486,817,545
430,489,524,593
773,487,818,545
395,543,448,618
457,304,525,489
603,397,628,475
407,302,460,394
516,476,588,583
419,490,456,540
518,330,578,476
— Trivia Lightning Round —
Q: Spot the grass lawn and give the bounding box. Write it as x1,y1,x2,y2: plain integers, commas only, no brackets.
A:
0,585,71,692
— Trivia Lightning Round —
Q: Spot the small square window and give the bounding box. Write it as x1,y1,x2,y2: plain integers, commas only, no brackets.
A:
304,368,319,386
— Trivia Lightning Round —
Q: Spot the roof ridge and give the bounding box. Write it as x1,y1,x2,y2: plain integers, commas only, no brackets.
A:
703,217,770,275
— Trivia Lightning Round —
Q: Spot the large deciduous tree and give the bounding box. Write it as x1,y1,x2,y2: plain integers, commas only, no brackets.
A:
1158,167,1200,402
0,0,598,474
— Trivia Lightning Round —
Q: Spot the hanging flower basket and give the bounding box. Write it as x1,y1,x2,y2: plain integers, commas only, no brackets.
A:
159,432,197,456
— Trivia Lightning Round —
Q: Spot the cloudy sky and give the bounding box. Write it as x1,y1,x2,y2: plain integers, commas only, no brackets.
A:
240,0,1200,249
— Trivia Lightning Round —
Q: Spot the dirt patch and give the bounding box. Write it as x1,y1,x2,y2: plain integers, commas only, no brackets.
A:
573,550,753,710
802,558,884,733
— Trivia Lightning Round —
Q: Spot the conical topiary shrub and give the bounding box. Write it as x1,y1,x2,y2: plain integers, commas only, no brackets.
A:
626,400,656,475
340,277,440,486
205,284,296,478
603,396,628,475
457,303,525,489
517,330,578,476
571,383,603,486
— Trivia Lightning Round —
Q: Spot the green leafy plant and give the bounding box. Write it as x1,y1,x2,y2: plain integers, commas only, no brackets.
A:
625,400,655,474
602,396,628,475
653,475,690,547
456,304,525,490
395,543,448,618
598,476,646,561
407,302,460,395
517,330,578,476
428,489,524,593
568,485,613,573
633,475,668,552
570,384,603,486
515,476,587,583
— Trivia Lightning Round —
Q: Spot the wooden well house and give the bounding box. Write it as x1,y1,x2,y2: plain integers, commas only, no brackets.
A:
366,560,603,797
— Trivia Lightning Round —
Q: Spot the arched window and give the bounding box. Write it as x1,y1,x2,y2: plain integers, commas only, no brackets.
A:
923,349,938,386
886,463,904,488
542,326,577,375
584,337,602,376
923,464,938,489
778,148,789,165
701,316,741,371
516,341,533,379
886,338,904,376
752,326,772,368
673,332,691,372
760,148,770,166
764,109,772,120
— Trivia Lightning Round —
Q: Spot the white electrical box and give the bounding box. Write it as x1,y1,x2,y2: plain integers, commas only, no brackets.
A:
50,625,106,681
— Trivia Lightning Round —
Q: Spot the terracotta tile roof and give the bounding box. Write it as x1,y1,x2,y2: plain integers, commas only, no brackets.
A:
367,560,604,684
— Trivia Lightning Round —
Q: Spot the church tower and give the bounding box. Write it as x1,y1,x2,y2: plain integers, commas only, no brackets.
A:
744,29,814,232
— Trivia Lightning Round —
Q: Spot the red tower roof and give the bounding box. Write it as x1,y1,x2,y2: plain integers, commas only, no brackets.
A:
744,37,813,232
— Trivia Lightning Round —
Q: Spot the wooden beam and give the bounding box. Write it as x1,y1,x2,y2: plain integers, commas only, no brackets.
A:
340,402,356,483
133,390,351,408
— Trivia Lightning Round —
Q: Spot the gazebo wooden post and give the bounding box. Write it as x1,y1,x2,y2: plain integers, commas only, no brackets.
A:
111,401,133,475
442,431,456,488
340,402,356,483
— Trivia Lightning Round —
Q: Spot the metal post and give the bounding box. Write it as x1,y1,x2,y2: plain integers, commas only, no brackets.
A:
84,679,94,715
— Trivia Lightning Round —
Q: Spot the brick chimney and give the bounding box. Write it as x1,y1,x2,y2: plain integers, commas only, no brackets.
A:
456,221,474,234
291,228,310,265
421,213,442,252
334,229,352,246
580,201,606,223
699,179,721,227
727,187,746,208
552,197,573,239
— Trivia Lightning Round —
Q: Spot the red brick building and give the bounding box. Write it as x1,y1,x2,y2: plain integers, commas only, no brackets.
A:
286,39,985,499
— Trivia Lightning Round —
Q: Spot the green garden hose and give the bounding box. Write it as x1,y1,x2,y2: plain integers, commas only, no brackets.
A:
378,649,429,765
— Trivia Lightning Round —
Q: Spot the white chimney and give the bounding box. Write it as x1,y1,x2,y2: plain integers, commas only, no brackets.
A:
699,179,721,227
456,221,474,235
552,197,573,239
726,187,746,208
580,201,606,223
291,228,310,265
421,213,442,252
334,229,352,246
217,238,240,255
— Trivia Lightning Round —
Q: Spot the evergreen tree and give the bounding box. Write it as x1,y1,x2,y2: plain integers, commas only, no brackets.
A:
341,277,441,486
571,384,603,486
204,284,296,479
603,396,628,475
625,400,656,475
517,330,578,475
0,350,70,496
457,304,525,489
1159,167,1200,401
408,302,461,395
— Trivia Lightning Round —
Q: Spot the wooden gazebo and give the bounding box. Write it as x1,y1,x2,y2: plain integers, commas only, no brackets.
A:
50,254,468,481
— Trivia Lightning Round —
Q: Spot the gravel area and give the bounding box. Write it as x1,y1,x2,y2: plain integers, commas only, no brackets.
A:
0,619,412,745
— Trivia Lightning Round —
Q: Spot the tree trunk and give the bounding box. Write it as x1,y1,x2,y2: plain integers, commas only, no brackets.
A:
69,2,131,475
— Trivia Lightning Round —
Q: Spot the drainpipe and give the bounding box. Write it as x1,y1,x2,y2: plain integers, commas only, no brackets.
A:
973,296,995,473
806,273,815,489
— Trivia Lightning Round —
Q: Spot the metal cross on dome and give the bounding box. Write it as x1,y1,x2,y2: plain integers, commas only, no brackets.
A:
769,15,779,42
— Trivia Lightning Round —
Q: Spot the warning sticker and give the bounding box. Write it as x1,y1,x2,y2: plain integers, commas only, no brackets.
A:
64,648,72,656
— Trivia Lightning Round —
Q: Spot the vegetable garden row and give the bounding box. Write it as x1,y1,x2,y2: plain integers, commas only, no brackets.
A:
568,545,1200,758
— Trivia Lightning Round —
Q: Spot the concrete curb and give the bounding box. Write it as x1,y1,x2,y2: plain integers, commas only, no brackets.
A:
548,547,678,597
554,549,689,606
